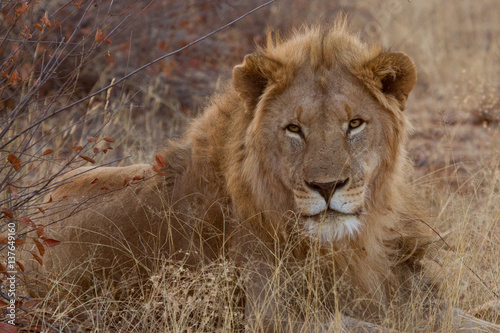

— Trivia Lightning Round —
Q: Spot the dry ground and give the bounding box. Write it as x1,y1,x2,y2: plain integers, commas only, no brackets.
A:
1,0,499,331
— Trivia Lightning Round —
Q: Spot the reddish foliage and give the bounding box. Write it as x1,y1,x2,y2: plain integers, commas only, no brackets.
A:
81,155,95,164
155,154,166,168
31,252,43,266
42,238,61,247
41,149,54,156
1,208,13,219
18,217,32,227
33,238,45,256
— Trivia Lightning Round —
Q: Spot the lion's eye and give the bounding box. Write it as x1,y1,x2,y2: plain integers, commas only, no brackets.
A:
286,124,302,133
348,119,363,129
347,118,366,137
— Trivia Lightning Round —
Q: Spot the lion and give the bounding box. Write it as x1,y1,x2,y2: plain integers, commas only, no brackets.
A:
33,20,499,332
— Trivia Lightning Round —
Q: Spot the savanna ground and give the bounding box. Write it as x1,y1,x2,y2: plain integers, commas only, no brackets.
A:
0,0,499,331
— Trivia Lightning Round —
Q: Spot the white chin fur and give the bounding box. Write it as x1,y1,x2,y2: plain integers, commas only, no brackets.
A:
304,214,362,243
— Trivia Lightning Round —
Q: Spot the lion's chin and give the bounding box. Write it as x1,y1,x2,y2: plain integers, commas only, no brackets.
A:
302,211,362,243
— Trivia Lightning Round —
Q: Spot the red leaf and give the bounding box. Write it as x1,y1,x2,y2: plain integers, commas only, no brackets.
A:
81,155,95,164
71,0,82,7
33,238,45,256
36,226,44,237
90,178,98,184
16,3,28,15
0,299,8,307
95,28,104,43
73,144,83,152
41,149,53,156
152,164,161,173
47,195,52,203
0,233,7,244
31,252,43,266
15,239,24,246
133,176,144,181
42,238,61,247
1,208,13,219
18,217,32,227
41,16,51,28
155,154,166,168
10,70,21,83
33,23,42,31
37,206,45,214
53,19,61,27
7,154,21,170
103,137,114,142
16,261,25,272
87,137,97,143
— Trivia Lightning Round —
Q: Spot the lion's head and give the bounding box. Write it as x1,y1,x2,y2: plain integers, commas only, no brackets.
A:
228,22,417,244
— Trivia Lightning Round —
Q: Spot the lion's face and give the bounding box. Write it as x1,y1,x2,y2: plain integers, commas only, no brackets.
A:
233,29,416,243
251,68,391,242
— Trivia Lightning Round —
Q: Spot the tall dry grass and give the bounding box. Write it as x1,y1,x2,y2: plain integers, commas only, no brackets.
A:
1,0,499,331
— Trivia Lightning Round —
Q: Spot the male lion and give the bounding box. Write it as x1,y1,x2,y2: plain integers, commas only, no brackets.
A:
35,21,499,332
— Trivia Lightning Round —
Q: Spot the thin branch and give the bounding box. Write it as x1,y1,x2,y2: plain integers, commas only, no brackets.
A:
0,0,277,150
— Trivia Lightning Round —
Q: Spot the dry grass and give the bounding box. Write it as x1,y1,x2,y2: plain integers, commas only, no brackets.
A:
1,0,499,331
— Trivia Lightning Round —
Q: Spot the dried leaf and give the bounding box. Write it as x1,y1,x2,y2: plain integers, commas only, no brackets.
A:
47,195,52,203
133,176,145,181
41,16,51,27
155,154,166,168
103,137,114,142
15,239,25,246
90,178,98,184
41,149,53,156
93,147,100,155
42,238,61,247
53,19,61,27
71,0,82,7
37,206,45,214
152,164,161,173
36,226,44,237
16,261,25,272
101,185,111,191
81,155,95,164
87,137,97,143
73,144,83,151
1,208,13,219
31,252,43,266
16,3,28,15
18,217,32,227
95,28,104,43
33,23,42,31
34,238,45,256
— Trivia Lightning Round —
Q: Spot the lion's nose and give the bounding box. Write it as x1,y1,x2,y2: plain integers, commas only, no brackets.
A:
306,178,349,202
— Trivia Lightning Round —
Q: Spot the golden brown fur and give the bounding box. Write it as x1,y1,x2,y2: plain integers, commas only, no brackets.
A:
35,20,499,332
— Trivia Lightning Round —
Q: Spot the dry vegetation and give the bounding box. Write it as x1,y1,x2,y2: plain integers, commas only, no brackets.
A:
1,0,499,331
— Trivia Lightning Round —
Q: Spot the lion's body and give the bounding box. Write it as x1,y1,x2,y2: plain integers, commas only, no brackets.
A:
38,21,483,331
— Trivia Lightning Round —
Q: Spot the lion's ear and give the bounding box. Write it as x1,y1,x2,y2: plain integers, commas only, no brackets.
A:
363,52,417,111
233,54,282,111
